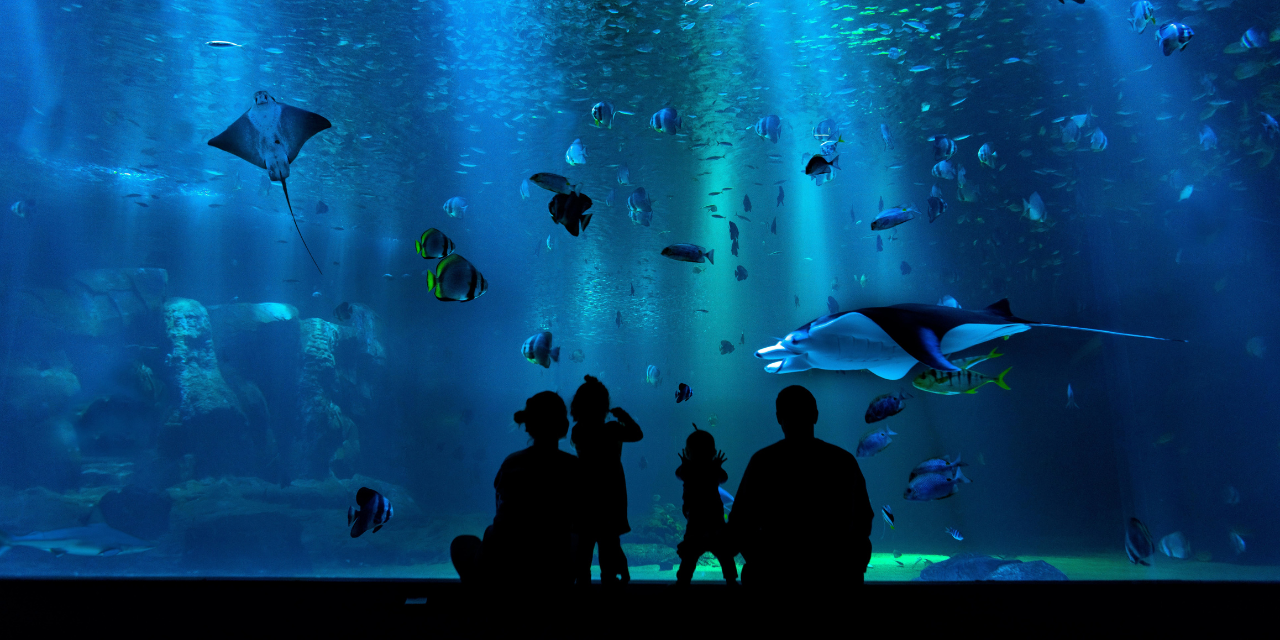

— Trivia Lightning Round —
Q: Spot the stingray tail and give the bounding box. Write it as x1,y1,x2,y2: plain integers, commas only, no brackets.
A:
1031,323,1186,342
281,179,323,275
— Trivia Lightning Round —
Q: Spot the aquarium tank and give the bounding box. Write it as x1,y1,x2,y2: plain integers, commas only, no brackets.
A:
0,0,1277,583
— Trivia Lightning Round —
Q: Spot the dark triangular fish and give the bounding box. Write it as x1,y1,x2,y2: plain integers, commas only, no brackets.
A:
777,186,785,206
1125,517,1154,565
209,91,331,273
548,192,594,236
316,200,329,215
876,235,884,252
348,487,393,538
878,196,884,212
731,239,740,257
827,296,839,315
616,310,622,327
743,194,752,212
729,221,739,241
770,217,777,234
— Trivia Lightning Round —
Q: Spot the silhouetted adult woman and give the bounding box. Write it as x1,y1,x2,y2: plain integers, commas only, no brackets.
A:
451,391,582,588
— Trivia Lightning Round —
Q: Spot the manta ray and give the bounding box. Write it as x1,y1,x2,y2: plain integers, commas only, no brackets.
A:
755,299,1184,380
209,91,332,273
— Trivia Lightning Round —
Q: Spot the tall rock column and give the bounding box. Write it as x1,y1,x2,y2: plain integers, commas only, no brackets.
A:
292,318,358,479
162,298,251,477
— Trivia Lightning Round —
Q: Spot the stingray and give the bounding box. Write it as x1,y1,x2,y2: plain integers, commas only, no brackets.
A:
754,299,1185,380
208,91,332,273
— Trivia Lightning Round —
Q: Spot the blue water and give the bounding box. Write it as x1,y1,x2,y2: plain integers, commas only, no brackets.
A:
0,0,1277,579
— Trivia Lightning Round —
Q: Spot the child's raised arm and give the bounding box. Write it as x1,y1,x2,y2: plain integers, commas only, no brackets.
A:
609,407,643,442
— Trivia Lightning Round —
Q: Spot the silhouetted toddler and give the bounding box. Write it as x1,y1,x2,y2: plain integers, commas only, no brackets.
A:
674,427,738,585
571,375,643,585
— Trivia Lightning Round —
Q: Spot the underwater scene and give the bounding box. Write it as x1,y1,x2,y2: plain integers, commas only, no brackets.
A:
1,0,1279,582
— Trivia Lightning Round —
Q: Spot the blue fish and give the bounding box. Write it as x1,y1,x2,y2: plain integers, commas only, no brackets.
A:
521,331,560,368
651,106,681,134
904,467,970,501
856,426,897,458
662,244,714,264
909,455,966,480
777,186,784,206
443,196,468,218
349,487,394,538
881,505,895,530
945,527,963,541
591,101,615,128
864,391,910,423
675,382,694,403
1157,23,1194,56
735,265,748,281
628,187,653,226
932,135,956,160
872,206,916,231
755,114,781,143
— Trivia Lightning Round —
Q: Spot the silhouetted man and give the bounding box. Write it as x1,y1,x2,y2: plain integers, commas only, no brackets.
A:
727,385,873,591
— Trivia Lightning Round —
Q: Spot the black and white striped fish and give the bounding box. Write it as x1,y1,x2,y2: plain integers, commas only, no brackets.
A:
348,487,394,538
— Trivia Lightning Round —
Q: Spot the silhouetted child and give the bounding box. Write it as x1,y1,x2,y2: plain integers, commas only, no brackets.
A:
571,375,643,585
674,426,738,585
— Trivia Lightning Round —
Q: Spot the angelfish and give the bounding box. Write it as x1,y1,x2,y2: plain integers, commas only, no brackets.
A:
209,91,332,273
348,487,394,538
1124,517,1154,565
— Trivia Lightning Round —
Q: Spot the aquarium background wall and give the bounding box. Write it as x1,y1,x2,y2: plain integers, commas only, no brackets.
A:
0,0,1277,580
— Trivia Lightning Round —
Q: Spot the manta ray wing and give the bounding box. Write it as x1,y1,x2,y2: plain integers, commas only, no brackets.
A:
278,104,332,163
860,300,1037,371
208,112,267,170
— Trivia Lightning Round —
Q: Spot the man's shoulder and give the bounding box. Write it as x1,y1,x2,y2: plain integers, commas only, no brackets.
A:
748,439,788,461
813,438,856,460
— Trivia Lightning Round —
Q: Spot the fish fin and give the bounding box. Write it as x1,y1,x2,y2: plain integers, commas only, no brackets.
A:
551,347,560,363
903,326,960,372
278,104,333,163
356,487,376,505
706,249,715,265
281,179,323,274
984,298,1014,318
832,155,841,170
208,112,267,170
995,366,1012,390
580,213,593,232
99,548,121,557
348,506,356,526
51,548,66,557
867,360,917,380
372,524,383,534
425,270,437,294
